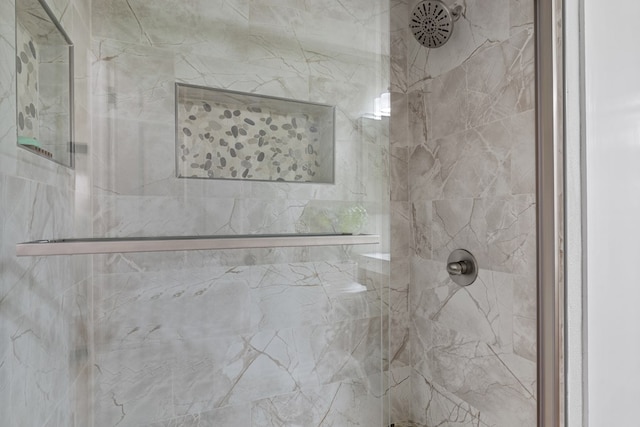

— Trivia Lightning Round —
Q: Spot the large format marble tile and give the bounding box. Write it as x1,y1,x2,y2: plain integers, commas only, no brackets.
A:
412,266,514,350
390,0,408,93
94,317,384,424
413,323,536,427
513,273,536,362
389,257,410,367
410,200,431,259
390,92,409,148
410,116,519,201
431,195,536,275
251,377,385,427
411,370,487,427
91,39,175,122
390,146,409,201
388,366,412,425
144,405,251,427
426,29,535,140
91,117,176,196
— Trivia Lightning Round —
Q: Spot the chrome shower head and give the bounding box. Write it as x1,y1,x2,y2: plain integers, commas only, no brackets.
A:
410,0,462,48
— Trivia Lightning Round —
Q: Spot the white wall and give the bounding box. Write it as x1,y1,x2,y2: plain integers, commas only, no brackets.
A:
584,0,640,424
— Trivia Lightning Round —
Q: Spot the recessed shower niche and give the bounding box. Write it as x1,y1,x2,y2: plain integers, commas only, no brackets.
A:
176,84,335,183
15,0,73,167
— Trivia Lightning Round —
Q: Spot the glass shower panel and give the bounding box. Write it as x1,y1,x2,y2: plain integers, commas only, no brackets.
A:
87,0,391,426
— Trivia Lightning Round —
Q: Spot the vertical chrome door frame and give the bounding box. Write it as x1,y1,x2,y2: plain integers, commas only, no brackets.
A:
536,0,565,426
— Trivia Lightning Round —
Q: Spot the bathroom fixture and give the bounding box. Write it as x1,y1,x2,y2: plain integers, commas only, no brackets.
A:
446,249,478,286
410,0,462,48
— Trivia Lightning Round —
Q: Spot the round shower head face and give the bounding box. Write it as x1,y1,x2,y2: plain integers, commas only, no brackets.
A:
410,0,454,48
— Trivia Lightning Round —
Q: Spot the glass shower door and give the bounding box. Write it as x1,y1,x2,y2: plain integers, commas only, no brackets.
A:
1,0,391,425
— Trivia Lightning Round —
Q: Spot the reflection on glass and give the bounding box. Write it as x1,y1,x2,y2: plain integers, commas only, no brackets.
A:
15,0,73,167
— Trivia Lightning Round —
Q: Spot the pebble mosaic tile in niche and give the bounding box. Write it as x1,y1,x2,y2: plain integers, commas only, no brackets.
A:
176,85,335,183
16,21,39,141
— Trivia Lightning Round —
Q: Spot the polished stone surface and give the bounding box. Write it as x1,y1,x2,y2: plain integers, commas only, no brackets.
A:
389,0,537,424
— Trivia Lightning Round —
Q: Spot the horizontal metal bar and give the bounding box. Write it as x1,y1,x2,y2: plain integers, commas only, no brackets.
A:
16,233,380,256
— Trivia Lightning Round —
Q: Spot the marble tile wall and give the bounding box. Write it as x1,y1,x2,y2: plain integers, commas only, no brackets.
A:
389,0,537,425
91,260,386,426
0,0,93,426
89,0,391,425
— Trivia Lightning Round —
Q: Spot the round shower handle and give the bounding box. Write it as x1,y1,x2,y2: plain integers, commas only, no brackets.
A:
446,260,472,275
446,249,478,286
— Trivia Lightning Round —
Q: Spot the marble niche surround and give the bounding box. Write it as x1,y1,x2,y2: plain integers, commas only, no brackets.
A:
387,0,537,426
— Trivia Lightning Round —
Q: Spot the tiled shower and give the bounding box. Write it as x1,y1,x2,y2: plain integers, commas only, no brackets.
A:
0,0,537,426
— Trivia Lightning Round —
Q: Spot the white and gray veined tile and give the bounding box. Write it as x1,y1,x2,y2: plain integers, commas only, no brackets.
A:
388,366,412,425
411,200,432,259
390,92,409,148
390,146,409,201
250,261,381,330
143,404,251,427
251,377,385,427
389,257,410,367
412,266,514,350
92,266,257,349
510,0,535,36
411,370,487,427
513,272,536,361
431,194,536,275
93,342,176,426
92,39,175,122
410,117,517,201
91,117,176,196
414,323,536,427
427,29,534,141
